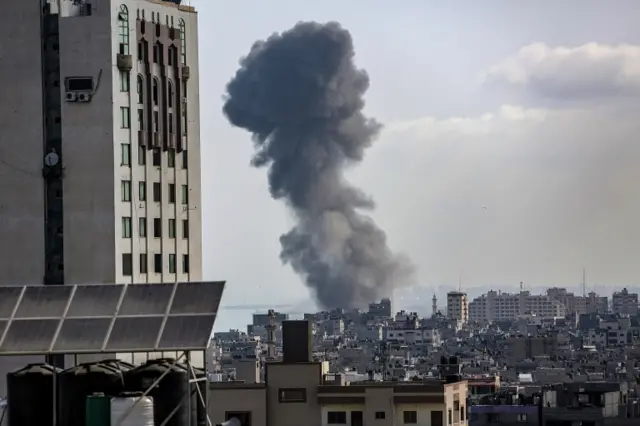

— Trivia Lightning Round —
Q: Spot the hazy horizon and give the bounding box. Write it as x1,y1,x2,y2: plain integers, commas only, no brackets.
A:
190,0,640,330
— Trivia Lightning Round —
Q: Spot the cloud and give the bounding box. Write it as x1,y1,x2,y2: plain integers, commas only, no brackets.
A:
350,103,640,289
485,43,640,100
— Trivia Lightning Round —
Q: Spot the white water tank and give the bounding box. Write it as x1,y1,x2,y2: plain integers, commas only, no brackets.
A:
110,395,155,426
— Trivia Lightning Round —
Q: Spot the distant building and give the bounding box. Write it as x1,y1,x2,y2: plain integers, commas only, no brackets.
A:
612,288,639,315
447,291,469,324
369,298,392,318
469,290,566,321
208,320,467,426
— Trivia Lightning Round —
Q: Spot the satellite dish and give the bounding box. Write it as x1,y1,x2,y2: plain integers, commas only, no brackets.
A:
44,151,59,167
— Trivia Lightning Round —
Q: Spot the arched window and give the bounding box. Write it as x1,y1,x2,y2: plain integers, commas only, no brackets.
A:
118,5,129,55
178,19,186,65
152,78,159,106
137,75,144,104
167,80,174,108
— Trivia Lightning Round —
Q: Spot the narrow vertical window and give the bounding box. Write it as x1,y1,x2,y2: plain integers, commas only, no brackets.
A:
122,217,132,238
182,254,189,274
121,180,131,201
139,217,147,237
118,5,130,55
167,81,174,108
121,143,131,166
139,253,147,274
182,219,189,239
179,19,186,65
120,71,130,92
169,254,176,273
122,253,132,276
138,145,146,165
137,109,144,130
152,78,159,105
154,254,162,273
168,150,175,168
139,181,146,201
168,183,176,203
137,75,144,103
168,219,176,239
120,107,130,128
181,185,188,204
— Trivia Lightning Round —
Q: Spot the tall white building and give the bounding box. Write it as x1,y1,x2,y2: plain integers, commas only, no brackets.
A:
446,291,468,324
0,0,202,393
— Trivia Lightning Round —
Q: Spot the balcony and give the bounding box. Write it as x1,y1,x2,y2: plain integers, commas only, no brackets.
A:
117,54,133,71
181,66,190,80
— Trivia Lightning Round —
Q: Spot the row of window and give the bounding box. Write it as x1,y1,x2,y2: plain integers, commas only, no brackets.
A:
121,180,189,204
326,410,419,424
120,105,187,134
122,217,188,239
119,5,187,67
120,71,186,109
122,252,189,276
121,144,188,168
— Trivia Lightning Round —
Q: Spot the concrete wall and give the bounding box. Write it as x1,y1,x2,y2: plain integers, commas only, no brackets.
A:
60,2,117,284
0,1,46,286
0,1,48,397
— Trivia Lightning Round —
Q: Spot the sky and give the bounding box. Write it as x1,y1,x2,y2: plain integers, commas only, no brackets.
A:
187,0,640,330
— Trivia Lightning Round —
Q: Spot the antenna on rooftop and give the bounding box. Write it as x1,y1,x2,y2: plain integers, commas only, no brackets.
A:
458,274,462,292
582,267,587,297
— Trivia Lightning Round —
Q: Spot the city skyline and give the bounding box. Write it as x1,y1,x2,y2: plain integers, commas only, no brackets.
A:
196,0,640,327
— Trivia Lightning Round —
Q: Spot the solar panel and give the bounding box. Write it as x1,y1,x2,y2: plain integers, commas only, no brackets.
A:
169,281,224,315
105,316,164,351
14,285,72,319
0,287,22,319
118,283,174,316
157,314,217,350
52,318,111,353
0,319,60,352
0,281,225,355
66,285,123,318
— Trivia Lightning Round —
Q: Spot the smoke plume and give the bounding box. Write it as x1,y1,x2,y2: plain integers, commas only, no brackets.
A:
222,21,413,309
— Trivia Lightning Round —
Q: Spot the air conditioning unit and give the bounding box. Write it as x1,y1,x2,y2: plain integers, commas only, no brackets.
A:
77,92,91,102
65,92,77,102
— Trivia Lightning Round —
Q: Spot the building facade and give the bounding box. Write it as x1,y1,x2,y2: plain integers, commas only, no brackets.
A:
468,290,566,322
0,0,202,393
446,291,469,324
612,288,639,316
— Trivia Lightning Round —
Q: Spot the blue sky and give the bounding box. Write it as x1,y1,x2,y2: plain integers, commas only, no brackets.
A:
188,0,640,330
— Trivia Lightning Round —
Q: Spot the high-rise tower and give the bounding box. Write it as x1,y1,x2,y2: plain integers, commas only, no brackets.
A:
0,0,203,394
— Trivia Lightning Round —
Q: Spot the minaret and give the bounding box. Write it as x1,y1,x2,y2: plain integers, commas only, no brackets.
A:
432,293,438,316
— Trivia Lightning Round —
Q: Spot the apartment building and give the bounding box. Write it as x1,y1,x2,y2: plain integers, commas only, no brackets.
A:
468,290,566,322
0,0,202,392
446,291,469,324
612,288,639,316
208,321,468,426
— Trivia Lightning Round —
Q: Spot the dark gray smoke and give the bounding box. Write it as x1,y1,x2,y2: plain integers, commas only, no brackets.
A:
222,21,413,309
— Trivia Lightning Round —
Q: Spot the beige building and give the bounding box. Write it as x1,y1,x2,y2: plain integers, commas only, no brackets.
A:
0,0,202,393
208,321,468,426
446,291,469,324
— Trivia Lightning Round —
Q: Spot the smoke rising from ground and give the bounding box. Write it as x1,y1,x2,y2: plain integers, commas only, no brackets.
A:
222,21,413,309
